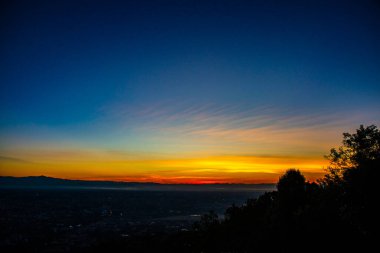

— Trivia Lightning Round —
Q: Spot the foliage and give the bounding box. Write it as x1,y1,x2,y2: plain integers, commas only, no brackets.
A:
176,124,379,252
87,125,379,252
321,124,380,186
277,169,306,212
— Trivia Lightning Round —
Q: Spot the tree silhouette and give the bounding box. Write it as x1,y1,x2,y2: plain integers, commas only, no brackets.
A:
337,125,380,237
322,124,380,186
319,124,379,242
277,169,306,213
86,125,378,252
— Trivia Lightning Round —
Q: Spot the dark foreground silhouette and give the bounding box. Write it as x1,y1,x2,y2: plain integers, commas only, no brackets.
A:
87,125,379,252
1,125,378,252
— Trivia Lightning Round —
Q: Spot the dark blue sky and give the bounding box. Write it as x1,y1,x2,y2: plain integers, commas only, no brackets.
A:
1,0,380,181
1,0,379,126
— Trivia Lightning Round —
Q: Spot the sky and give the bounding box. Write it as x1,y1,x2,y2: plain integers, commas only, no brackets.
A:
0,0,379,183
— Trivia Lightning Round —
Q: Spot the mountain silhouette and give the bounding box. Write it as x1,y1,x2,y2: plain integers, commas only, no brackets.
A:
0,176,275,192
0,176,158,188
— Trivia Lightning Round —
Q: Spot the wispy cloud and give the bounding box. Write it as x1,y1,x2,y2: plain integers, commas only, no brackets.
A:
1,100,377,183
0,156,31,163
102,101,370,157
0,145,327,183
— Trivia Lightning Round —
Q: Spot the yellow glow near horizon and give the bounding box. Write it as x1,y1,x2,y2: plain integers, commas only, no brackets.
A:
0,151,328,184
1,104,367,184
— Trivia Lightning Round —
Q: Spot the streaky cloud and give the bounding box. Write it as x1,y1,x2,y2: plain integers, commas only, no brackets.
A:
0,156,31,164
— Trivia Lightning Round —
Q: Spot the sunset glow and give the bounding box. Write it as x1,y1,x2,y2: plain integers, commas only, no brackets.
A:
0,152,328,184
0,93,378,183
1,1,379,184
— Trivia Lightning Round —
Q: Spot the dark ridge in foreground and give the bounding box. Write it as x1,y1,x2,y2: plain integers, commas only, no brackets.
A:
1,125,378,252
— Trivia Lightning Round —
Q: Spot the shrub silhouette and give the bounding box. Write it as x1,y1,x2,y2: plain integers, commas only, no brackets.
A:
88,125,379,252
322,124,380,185
179,124,379,252
277,169,306,213
321,124,379,238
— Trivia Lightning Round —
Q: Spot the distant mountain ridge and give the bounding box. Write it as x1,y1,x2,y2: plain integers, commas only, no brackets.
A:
0,176,276,192
0,175,157,187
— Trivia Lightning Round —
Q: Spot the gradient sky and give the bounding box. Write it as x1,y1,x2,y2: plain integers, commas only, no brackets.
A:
1,0,379,183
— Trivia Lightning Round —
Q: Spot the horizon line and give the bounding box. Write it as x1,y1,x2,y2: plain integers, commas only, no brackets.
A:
0,175,278,186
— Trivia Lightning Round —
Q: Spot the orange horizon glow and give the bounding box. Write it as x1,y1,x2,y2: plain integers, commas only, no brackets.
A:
0,153,328,184
1,104,366,184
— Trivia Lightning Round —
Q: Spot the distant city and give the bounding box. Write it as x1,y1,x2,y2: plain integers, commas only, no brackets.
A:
0,176,274,252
